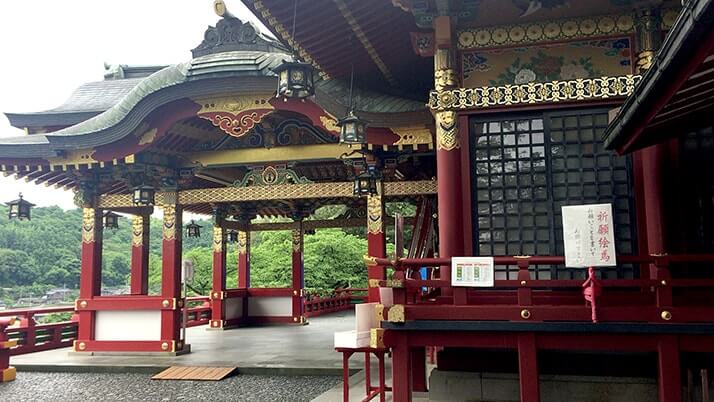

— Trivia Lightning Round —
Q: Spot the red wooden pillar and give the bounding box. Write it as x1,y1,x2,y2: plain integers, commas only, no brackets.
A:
518,333,541,402
130,213,150,295
367,187,386,303
640,144,668,277
237,230,250,288
160,201,184,352
411,347,428,392
657,335,682,402
435,110,465,299
392,331,413,402
210,221,227,329
76,207,103,347
292,222,305,323
433,15,465,302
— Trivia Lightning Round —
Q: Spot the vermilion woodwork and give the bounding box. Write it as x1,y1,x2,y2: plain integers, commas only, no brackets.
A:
292,224,305,322
211,225,227,328
367,191,386,303
78,208,102,342
130,214,150,295
160,204,183,345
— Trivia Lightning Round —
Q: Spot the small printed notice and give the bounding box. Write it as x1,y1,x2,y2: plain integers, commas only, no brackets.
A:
562,203,617,268
451,257,495,287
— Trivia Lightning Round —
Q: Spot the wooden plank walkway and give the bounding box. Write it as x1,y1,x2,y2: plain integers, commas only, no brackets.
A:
151,366,237,381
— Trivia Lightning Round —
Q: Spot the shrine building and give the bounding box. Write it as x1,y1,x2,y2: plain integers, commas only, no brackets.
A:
1,0,714,401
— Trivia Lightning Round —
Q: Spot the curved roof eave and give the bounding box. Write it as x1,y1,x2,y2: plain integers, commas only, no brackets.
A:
0,51,430,160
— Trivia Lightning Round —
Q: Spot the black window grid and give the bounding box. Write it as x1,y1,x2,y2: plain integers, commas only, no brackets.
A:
471,110,638,280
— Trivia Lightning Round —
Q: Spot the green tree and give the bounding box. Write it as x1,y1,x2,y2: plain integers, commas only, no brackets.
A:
0,248,39,287
42,267,70,287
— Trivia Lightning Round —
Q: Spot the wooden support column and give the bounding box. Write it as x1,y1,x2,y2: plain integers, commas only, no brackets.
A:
210,208,227,329
392,331,413,402
518,333,541,402
367,184,386,303
130,213,151,295
634,6,668,277
237,230,250,288
76,205,103,349
657,335,682,402
410,347,428,392
160,195,184,352
640,144,668,276
433,15,465,301
291,220,305,323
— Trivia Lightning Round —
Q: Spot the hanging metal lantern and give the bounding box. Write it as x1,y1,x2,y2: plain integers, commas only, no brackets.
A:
132,184,155,206
226,230,239,243
273,60,315,99
103,211,120,229
6,193,35,221
353,170,379,197
338,110,368,145
305,228,316,236
185,220,202,238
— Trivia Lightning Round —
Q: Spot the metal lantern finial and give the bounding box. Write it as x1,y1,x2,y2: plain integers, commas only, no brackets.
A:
132,184,155,206
103,211,120,229
6,193,35,221
186,220,202,238
273,60,315,100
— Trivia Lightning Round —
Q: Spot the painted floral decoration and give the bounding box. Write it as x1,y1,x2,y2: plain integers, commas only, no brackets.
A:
514,68,537,84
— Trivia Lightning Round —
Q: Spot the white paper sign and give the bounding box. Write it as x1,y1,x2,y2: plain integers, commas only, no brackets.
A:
451,257,495,287
182,260,195,283
562,203,617,268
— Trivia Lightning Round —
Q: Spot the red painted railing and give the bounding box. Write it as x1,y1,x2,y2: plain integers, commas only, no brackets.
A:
371,254,714,324
185,296,211,327
0,306,78,356
304,288,368,317
0,297,212,355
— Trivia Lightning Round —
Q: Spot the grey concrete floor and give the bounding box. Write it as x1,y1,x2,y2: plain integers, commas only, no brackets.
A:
12,310,364,372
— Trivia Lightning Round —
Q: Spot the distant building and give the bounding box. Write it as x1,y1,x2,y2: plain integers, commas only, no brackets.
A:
43,288,73,303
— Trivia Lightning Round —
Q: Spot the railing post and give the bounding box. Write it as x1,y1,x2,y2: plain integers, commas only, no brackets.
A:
20,312,36,351
0,317,17,382
653,254,673,315
515,256,533,308
52,322,63,348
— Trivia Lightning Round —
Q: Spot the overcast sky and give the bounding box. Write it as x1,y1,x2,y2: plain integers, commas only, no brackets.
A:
0,0,268,210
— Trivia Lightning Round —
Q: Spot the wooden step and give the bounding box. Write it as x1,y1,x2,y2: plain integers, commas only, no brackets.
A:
151,366,237,381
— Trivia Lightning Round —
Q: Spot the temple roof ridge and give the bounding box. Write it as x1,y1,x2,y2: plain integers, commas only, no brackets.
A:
191,5,288,58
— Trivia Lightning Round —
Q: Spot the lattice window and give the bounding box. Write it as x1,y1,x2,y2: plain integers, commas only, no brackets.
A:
470,109,637,280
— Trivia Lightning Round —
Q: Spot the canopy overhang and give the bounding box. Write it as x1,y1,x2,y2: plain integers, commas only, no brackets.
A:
603,0,714,154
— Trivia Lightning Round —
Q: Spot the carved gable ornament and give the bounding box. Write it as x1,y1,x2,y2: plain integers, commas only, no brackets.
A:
192,14,283,58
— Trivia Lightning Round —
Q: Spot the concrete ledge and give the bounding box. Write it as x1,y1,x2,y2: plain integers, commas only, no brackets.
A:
14,364,166,375
68,344,191,357
14,363,356,377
